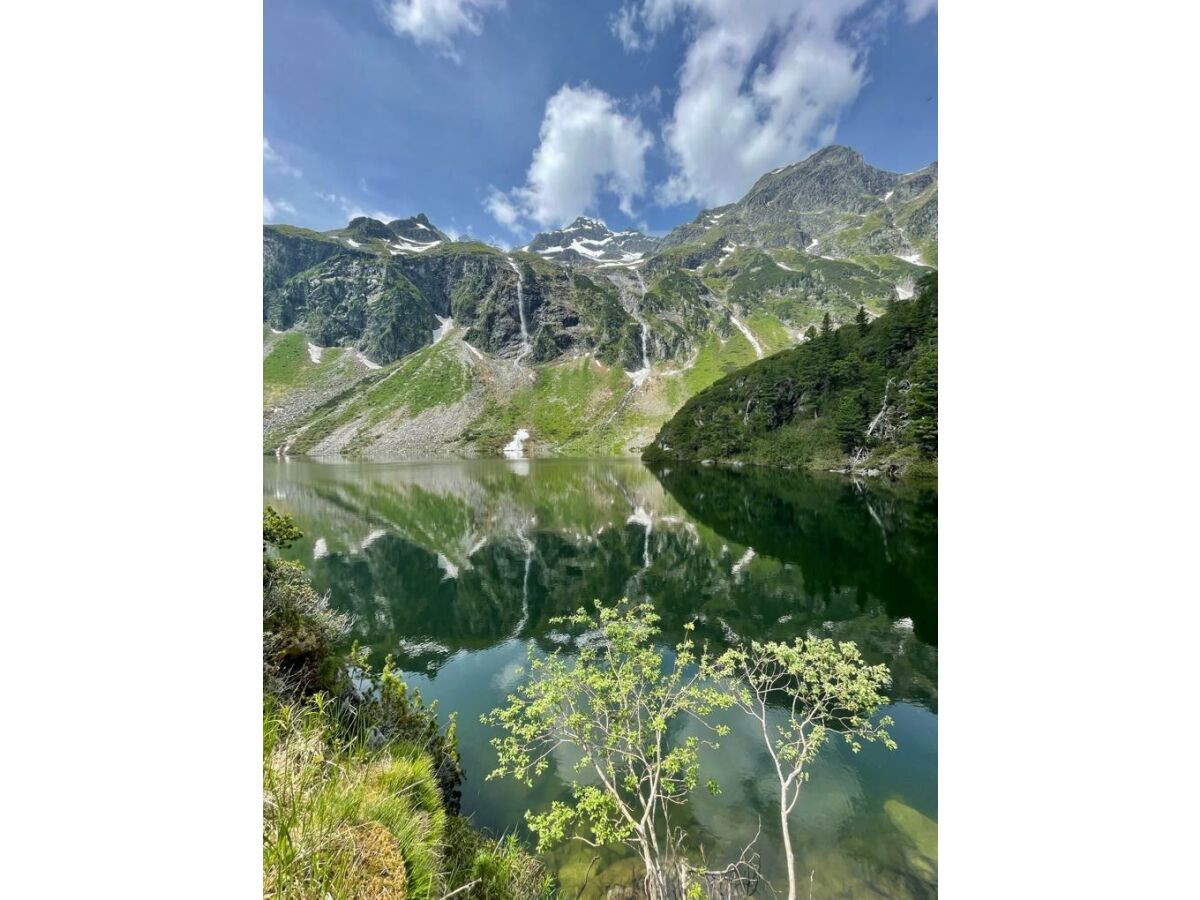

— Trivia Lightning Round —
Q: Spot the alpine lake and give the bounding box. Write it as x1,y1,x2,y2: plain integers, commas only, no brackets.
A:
264,457,937,898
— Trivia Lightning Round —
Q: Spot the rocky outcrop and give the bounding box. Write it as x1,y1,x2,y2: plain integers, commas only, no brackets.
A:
263,226,344,294
264,254,438,364
386,212,449,244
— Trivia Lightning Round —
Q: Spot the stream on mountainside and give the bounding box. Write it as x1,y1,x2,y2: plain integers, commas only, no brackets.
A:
265,457,938,899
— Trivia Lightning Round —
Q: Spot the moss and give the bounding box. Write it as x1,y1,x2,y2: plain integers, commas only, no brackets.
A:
883,797,938,863
334,822,408,900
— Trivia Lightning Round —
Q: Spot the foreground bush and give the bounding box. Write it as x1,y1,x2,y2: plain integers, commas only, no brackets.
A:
263,507,348,694
262,507,552,899
264,694,554,900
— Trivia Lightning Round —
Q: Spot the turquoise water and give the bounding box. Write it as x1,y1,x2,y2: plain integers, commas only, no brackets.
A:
265,457,937,897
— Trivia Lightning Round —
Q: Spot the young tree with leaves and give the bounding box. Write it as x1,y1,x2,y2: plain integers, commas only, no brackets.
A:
483,601,750,900
716,639,895,900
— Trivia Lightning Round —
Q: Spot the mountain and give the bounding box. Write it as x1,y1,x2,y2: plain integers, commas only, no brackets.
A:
524,216,659,265
644,272,938,477
263,145,937,461
659,145,937,264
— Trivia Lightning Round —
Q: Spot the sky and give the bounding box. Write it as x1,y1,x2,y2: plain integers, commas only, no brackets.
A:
264,0,937,245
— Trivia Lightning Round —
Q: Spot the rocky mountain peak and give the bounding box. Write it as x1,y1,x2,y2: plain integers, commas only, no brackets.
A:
345,216,394,241
387,214,449,245
524,216,659,265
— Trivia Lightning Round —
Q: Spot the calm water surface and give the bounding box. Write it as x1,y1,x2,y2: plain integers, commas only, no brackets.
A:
264,457,938,898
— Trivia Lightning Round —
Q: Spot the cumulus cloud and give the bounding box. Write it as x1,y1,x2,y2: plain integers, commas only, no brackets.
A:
904,0,937,23
618,0,878,208
484,85,652,231
484,188,522,229
384,0,506,60
263,138,302,178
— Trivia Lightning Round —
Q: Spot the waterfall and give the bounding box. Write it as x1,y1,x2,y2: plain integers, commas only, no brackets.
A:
622,267,652,387
866,377,896,438
506,257,532,365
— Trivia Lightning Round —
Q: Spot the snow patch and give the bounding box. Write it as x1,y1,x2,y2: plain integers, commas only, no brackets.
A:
357,351,381,370
732,547,756,574
312,538,328,560
437,553,460,580
360,529,387,550
390,236,442,254
433,315,453,343
464,342,485,362
895,251,924,265
895,283,914,300
345,238,361,248
307,342,322,364
730,316,764,359
503,428,531,459
883,190,894,201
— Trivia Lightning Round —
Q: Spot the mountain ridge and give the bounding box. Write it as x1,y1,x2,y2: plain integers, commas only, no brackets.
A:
263,144,937,461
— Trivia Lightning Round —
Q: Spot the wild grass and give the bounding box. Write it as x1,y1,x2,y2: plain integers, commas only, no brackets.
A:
263,332,346,406
263,695,446,900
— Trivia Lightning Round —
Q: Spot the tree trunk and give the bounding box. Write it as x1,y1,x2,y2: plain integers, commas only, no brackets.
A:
781,784,797,900
642,842,666,900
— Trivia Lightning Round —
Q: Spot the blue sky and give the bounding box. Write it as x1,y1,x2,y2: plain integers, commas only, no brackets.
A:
264,0,937,244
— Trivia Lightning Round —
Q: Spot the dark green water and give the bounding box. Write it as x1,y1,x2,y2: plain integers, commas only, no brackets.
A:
264,457,938,898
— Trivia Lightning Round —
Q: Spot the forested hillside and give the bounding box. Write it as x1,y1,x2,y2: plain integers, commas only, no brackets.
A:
644,273,937,476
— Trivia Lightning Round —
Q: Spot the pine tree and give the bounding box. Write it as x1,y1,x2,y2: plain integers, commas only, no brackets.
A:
834,391,869,454
908,345,938,455
855,305,869,335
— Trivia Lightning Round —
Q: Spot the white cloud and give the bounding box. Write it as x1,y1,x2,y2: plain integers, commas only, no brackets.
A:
263,138,302,178
611,4,651,52
484,85,652,231
904,0,937,23
385,0,506,60
484,188,522,229
263,196,295,222
619,0,878,208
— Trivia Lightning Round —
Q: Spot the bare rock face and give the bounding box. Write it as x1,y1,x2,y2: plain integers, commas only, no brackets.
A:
264,252,438,365
658,144,938,261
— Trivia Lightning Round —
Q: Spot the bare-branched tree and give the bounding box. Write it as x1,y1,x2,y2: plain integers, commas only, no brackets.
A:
717,639,896,900
483,600,757,900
